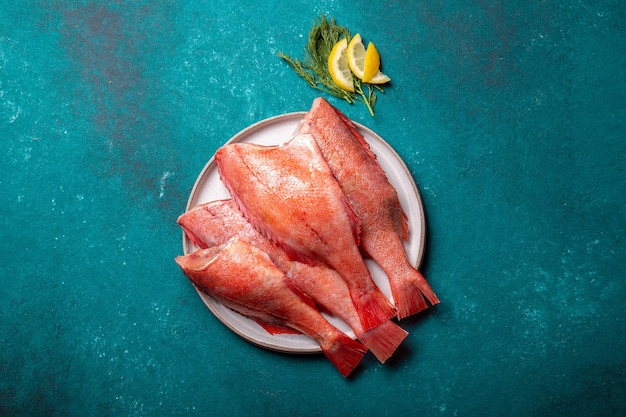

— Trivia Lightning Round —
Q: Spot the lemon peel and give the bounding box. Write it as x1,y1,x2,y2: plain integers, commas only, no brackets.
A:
362,42,381,82
368,71,391,84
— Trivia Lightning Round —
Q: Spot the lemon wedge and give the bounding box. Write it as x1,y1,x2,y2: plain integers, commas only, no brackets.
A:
362,42,381,82
346,34,367,80
327,38,354,92
347,34,390,84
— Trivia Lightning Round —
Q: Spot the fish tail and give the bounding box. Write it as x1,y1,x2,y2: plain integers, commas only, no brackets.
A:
353,290,397,332
393,269,440,319
358,320,408,364
323,334,368,377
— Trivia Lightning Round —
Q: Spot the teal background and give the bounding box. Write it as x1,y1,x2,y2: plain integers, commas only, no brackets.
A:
1,1,625,416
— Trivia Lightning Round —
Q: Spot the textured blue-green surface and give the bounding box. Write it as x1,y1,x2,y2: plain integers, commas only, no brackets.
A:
1,1,625,416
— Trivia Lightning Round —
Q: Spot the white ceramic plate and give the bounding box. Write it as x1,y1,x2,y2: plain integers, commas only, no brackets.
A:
182,112,426,353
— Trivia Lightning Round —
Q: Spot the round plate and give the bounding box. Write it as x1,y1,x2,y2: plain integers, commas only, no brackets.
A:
182,112,426,353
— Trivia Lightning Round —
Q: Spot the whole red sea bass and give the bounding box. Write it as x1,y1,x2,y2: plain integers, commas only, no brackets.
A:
296,97,439,319
215,133,396,332
175,237,367,377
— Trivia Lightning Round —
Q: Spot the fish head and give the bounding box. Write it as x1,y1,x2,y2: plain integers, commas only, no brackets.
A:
175,245,223,274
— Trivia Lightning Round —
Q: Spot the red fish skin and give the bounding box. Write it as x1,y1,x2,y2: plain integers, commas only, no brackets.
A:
175,237,367,377
215,134,396,331
178,200,241,250
297,97,440,319
178,199,408,363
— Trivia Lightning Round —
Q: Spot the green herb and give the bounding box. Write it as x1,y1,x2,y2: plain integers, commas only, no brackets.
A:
278,15,385,117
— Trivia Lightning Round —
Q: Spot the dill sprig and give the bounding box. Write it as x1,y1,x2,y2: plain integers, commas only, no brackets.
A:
278,15,384,117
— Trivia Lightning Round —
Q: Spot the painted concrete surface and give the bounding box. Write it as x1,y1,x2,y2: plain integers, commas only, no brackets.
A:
1,1,624,416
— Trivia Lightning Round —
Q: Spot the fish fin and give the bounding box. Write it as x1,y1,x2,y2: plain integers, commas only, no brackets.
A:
256,320,301,335
397,201,409,241
283,277,318,310
189,283,297,335
358,320,408,364
343,194,362,246
332,103,379,164
393,269,440,319
322,334,368,377
353,291,396,332
274,244,317,266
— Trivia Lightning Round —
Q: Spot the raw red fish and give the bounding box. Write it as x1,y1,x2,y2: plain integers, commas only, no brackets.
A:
296,97,439,318
175,237,367,377
178,199,408,363
215,133,396,331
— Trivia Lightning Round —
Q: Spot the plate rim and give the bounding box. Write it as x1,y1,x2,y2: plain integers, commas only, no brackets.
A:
181,111,426,354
